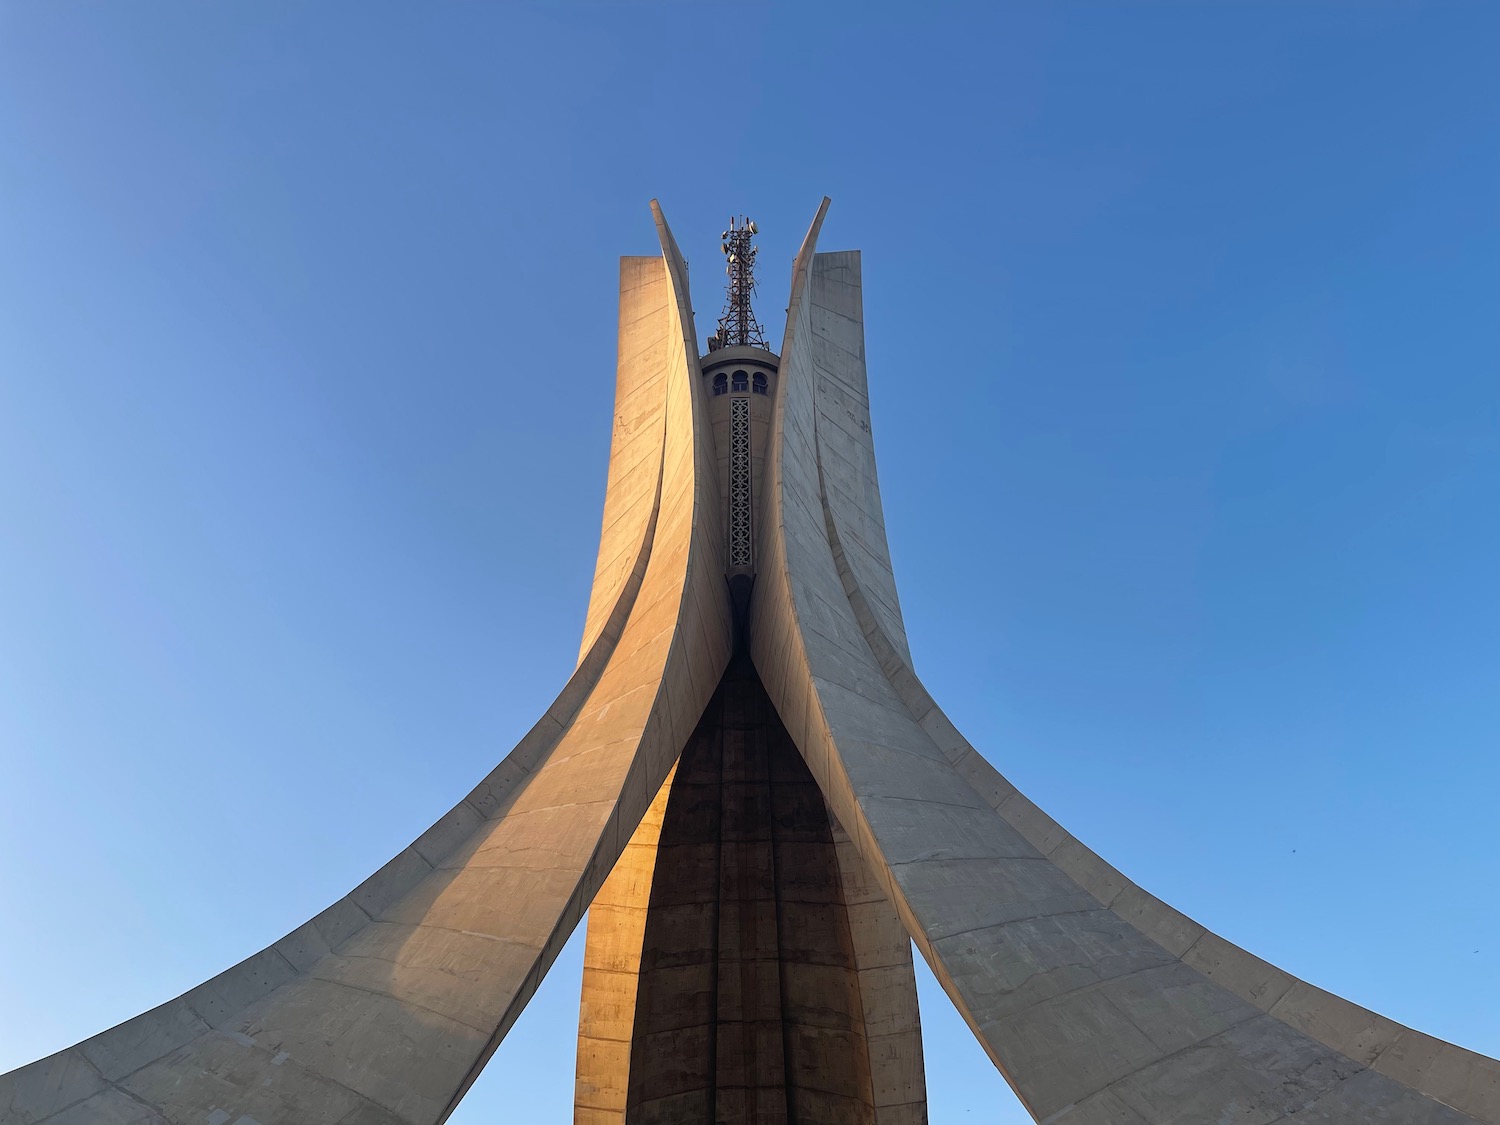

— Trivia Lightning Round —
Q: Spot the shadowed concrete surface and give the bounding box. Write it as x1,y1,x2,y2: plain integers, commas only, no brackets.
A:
626,655,874,1125
3,199,1495,1125
575,661,925,1125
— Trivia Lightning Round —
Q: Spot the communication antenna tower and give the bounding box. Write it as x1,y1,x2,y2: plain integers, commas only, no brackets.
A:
708,216,767,351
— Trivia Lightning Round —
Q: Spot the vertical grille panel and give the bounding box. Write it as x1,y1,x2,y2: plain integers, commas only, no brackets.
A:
729,397,752,569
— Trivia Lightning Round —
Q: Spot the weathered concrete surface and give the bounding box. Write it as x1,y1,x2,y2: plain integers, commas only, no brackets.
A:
576,255,676,662
829,817,928,1125
574,658,928,1125
0,202,733,1125
748,199,1499,1124
627,657,873,1125
575,766,677,1125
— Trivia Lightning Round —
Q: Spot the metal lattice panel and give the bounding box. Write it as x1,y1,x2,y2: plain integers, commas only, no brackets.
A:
729,396,752,569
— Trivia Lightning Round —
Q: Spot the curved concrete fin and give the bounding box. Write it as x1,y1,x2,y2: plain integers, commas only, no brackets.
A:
801,247,911,664
791,196,832,295
751,202,1500,1125
578,254,675,663
0,206,733,1125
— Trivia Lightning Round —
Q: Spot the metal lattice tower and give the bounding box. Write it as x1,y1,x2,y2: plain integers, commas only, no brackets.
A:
709,215,766,350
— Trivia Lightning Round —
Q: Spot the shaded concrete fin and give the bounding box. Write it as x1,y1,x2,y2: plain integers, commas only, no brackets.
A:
750,196,1500,1125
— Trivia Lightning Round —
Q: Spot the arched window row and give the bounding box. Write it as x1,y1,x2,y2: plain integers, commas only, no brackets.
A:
711,369,771,397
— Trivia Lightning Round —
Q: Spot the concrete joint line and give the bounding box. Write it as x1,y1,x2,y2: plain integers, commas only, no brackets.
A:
928,905,1115,948
1053,1007,1269,1116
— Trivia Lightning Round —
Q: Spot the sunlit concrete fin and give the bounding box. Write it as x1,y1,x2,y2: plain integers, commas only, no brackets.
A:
0,201,732,1125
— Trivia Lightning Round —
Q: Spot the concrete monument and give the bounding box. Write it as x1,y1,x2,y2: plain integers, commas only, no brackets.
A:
2,200,1496,1125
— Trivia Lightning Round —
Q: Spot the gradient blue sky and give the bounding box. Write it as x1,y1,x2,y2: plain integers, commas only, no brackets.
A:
2,4,1497,1122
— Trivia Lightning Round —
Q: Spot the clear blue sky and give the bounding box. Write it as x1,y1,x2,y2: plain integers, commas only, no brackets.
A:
2,4,1496,1122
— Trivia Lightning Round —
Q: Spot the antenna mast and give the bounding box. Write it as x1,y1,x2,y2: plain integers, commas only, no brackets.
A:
709,216,767,351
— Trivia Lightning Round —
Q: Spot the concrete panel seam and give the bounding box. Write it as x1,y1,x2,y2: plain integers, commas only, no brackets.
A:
926,906,1117,950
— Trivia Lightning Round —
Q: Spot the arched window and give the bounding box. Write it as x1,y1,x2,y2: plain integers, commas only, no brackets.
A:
752,372,768,395
713,372,727,396
732,369,748,393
